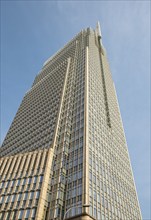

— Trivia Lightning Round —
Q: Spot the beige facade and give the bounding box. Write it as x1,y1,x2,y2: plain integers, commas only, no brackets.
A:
0,23,142,220
0,149,52,219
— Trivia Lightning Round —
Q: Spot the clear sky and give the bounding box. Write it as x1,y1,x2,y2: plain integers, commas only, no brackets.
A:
1,1,150,219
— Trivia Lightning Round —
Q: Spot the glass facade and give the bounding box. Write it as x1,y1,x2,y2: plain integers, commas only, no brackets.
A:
87,29,141,220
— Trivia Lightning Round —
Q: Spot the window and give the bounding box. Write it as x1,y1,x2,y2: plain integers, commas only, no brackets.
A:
89,205,92,216
96,164,99,172
21,178,26,186
5,181,10,188
78,170,82,179
58,190,64,200
102,196,104,206
17,193,22,201
93,207,97,218
0,182,4,189
18,210,23,219
77,186,82,195
89,157,92,166
0,212,4,219
5,195,10,203
97,194,101,203
94,191,97,201
98,211,101,219
96,176,100,187
71,197,76,204
54,207,60,218
77,207,82,214
11,211,16,219
0,196,4,204
5,211,11,220
72,188,76,197
93,174,96,184
11,194,16,202
89,171,92,181
25,209,30,219
23,193,28,201
27,178,32,185
35,191,40,199
31,208,36,218
39,175,43,183
33,176,37,184
78,178,82,185
16,179,20,186
77,195,82,202
29,191,34,200
10,180,15,188
89,187,92,197
102,214,105,220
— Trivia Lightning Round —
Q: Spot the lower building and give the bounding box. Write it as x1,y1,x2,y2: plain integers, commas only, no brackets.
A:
0,149,54,220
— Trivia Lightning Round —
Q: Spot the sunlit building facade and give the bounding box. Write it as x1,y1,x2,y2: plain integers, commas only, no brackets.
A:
0,23,142,220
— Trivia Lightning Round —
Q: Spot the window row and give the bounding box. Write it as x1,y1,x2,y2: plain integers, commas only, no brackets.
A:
0,175,43,190
0,190,40,204
0,208,36,220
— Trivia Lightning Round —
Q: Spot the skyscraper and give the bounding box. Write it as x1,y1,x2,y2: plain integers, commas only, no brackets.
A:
0,23,142,220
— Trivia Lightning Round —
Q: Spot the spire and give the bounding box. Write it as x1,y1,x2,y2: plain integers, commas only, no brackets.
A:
96,21,102,38
96,21,103,46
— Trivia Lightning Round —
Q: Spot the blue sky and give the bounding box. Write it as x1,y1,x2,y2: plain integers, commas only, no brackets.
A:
1,1,150,219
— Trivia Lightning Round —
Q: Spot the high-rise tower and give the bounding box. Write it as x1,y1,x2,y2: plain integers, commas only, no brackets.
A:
0,23,142,220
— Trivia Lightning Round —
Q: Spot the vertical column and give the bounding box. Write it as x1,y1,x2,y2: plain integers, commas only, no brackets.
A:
9,157,17,175
14,155,21,174
83,46,89,212
36,58,71,220
2,158,10,178
35,150,52,220
19,155,26,175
